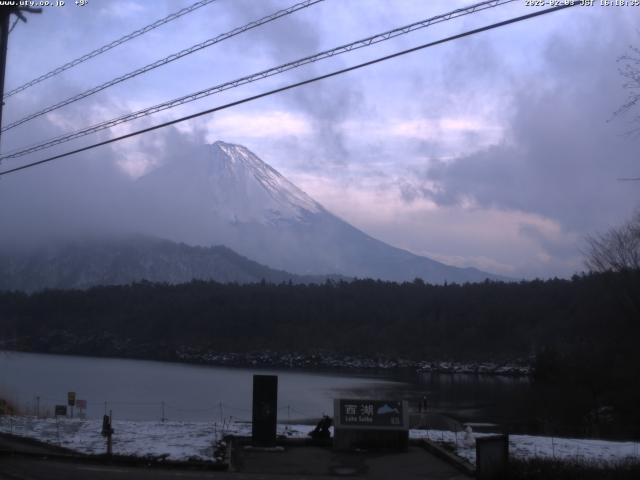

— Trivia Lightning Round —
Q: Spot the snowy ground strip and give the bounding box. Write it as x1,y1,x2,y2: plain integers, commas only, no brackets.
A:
0,416,313,461
411,429,640,466
1,416,640,466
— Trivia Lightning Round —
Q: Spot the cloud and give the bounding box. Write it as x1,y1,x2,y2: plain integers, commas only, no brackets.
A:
0,141,135,250
203,110,312,140
99,1,146,19
420,14,640,235
288,168,582,278
388,116,503,153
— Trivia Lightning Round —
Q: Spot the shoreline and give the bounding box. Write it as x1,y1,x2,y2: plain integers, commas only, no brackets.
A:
1,346,532,378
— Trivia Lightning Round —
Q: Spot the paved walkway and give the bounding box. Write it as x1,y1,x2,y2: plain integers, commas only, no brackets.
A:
236,445,469,479
0,434,470,479
0,433,76,456
0,454,469,480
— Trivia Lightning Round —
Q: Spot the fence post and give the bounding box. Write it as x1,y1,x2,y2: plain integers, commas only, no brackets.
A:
107,410,113,455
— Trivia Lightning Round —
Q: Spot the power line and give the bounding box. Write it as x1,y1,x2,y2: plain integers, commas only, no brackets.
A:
0,0,518,160
0,4,578,178
2,0,324,133
2,0,219,100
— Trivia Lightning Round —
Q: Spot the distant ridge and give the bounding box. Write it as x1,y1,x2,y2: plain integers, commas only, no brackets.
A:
0,236,343,293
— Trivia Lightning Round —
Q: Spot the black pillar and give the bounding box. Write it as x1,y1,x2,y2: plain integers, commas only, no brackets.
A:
252,374,278,446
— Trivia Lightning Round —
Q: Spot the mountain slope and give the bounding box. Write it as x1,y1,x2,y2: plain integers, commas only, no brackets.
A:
0,236,340,292
134,141,504,284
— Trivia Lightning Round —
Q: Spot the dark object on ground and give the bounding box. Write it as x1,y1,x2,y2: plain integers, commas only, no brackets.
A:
476,434,508,480
309,415,333,440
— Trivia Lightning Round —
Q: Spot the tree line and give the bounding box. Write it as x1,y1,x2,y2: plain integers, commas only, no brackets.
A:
0,271,637,368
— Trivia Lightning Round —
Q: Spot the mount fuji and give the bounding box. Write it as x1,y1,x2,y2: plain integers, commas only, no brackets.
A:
133,141,502,284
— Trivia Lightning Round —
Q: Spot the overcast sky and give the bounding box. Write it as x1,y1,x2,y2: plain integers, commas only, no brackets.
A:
0,0,638,279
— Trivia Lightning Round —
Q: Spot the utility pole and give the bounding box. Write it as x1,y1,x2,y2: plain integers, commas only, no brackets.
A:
0,8,11,142
0,6,41,148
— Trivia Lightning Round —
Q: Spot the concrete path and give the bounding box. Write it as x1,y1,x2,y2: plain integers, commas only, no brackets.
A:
236,445,470,479
0,455,469,480
0,433,470,479
0,433,76,456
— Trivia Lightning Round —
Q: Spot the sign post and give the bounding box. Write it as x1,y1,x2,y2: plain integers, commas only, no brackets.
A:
333,399,409,451
67,391,76,419
76,399,87,419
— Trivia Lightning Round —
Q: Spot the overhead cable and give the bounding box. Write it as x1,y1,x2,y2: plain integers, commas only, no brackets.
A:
0,4,579,178
0,0,517,158
2,0,324,133
3,0,220,100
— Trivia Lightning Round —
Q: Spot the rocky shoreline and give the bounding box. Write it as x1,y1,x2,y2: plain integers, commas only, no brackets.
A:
2,331,532,377
175,348,532,377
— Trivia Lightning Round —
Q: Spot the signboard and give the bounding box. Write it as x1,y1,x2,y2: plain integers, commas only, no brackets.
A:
333,399,409,451
76,399,87,409
67,391,76,407
55,405,67,416
338,399,405,428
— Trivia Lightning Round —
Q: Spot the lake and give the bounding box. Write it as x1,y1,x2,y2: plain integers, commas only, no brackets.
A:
0,351,407,422
0,351,530,427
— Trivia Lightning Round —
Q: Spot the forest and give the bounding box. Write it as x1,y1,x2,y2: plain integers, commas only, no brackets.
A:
1,271,638,360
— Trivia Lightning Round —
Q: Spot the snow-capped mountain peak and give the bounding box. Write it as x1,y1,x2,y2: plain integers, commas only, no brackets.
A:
207,141,322,224
134,140,504,283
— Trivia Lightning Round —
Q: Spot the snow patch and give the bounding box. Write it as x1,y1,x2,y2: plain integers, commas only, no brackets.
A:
410,429,640,466
0,416,313,462
2,416,639,466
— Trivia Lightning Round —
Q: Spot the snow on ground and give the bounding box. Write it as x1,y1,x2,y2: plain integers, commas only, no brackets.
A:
1,415,639,466
0,416,313,461
410,429,640,466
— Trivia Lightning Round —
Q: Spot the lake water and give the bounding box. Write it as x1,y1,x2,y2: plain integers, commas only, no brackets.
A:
0,351,406,422
0,351,530,426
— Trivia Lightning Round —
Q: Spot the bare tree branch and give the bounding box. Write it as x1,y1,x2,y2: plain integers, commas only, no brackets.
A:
585,211,640,272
